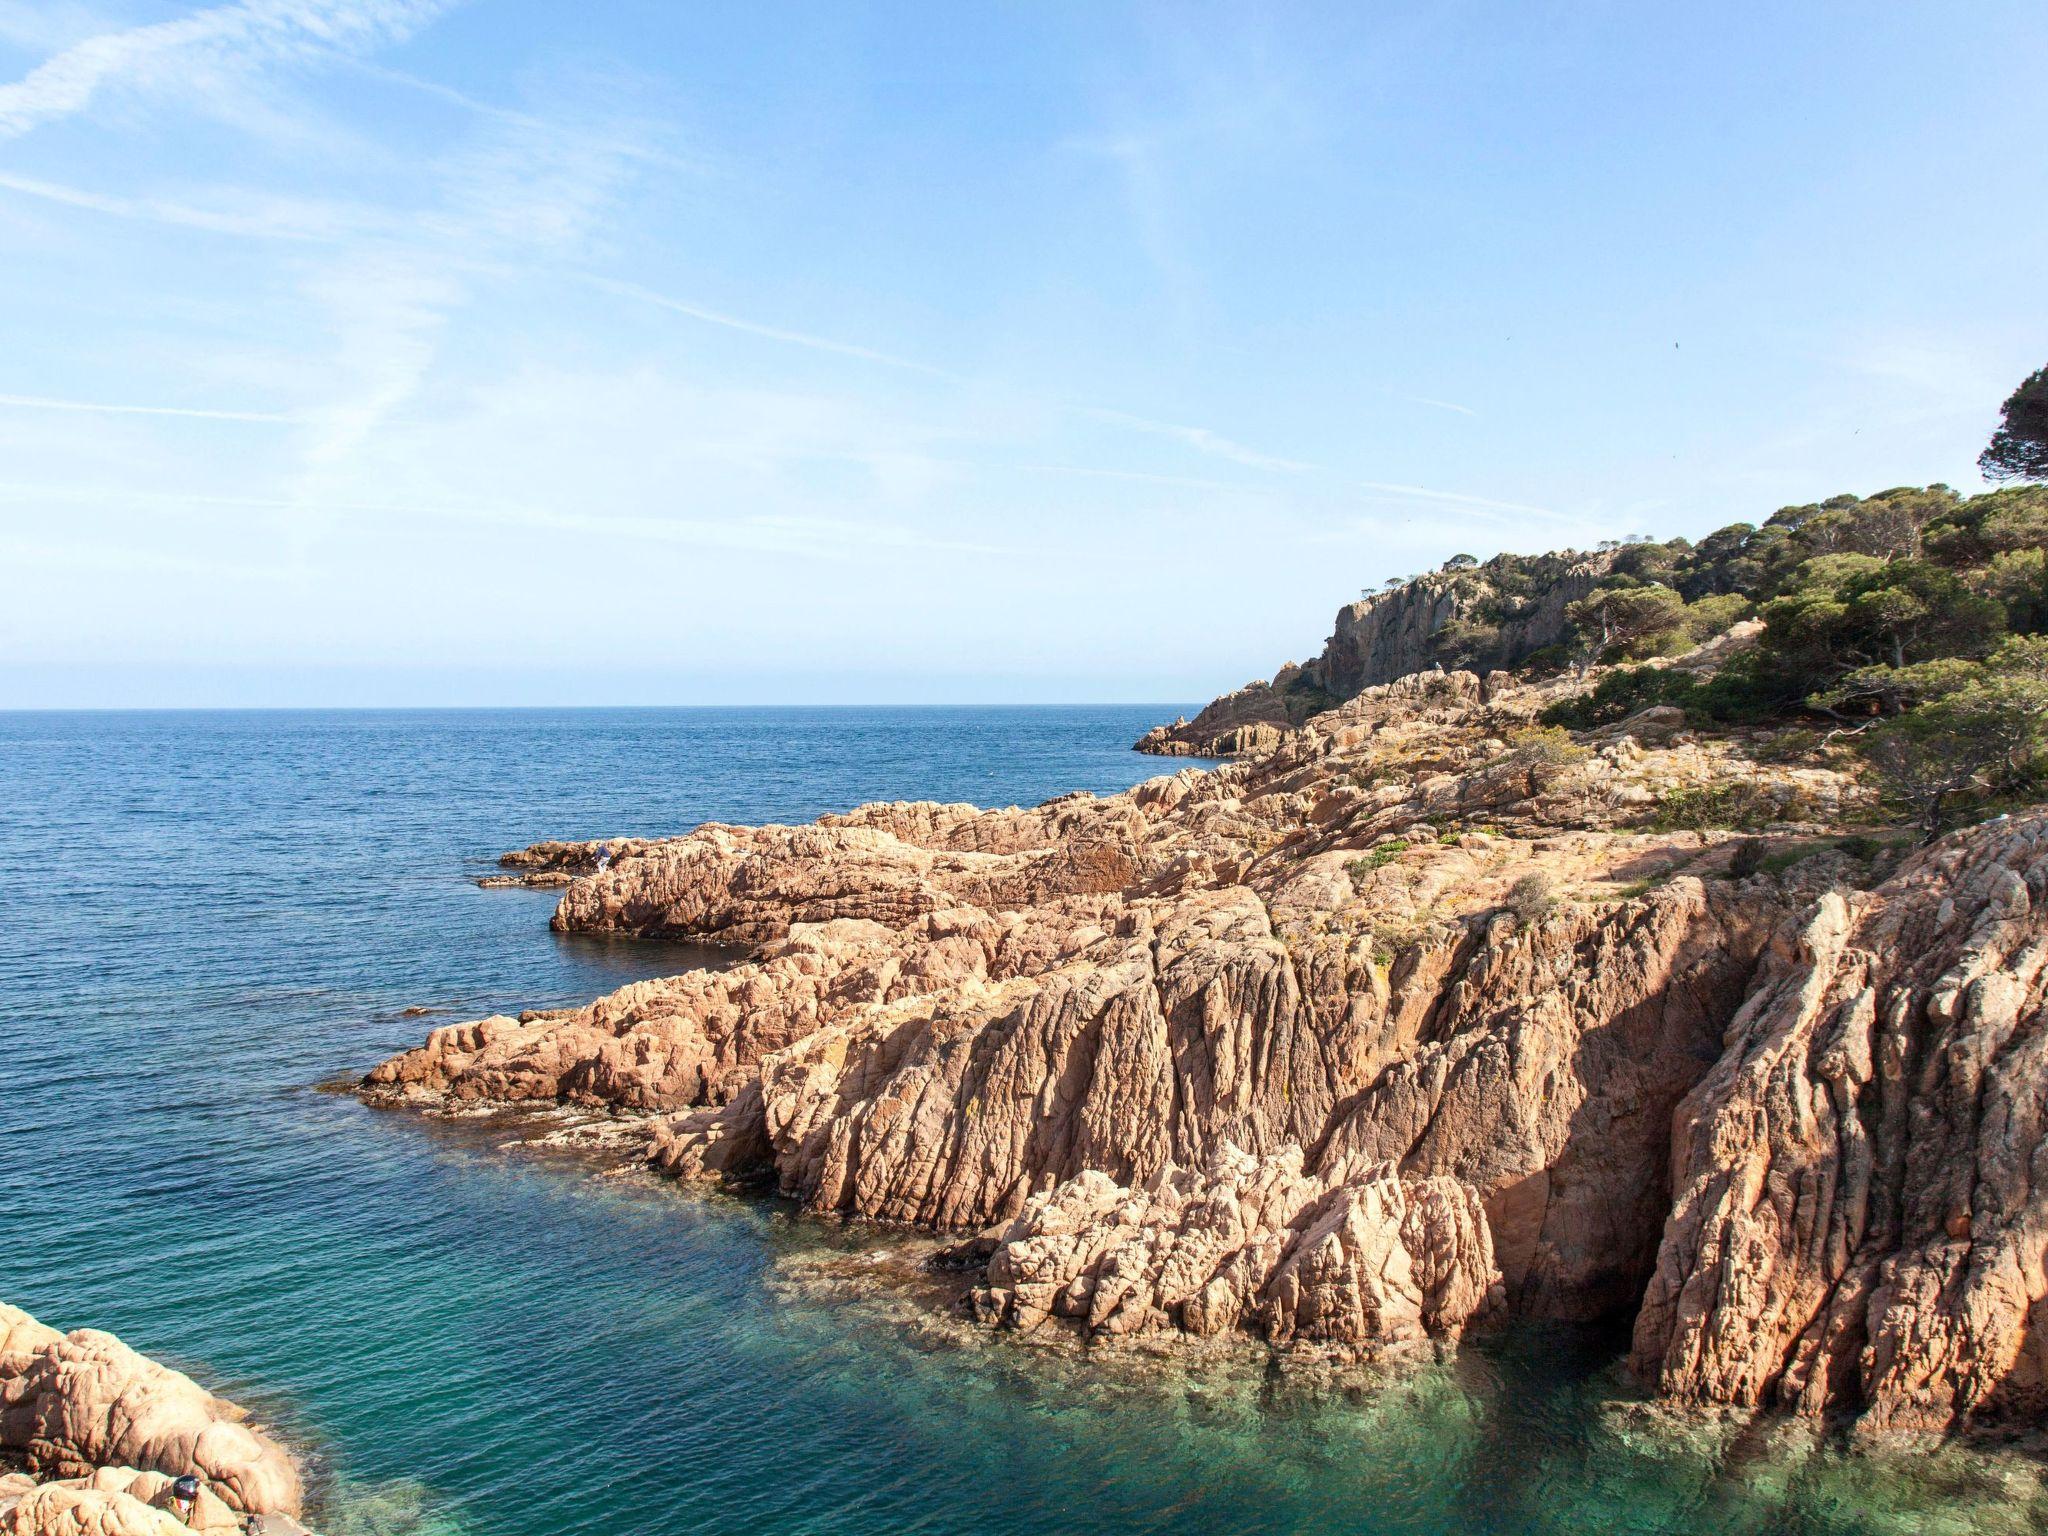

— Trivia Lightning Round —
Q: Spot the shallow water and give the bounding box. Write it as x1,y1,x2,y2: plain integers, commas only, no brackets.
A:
2,706,2041,1535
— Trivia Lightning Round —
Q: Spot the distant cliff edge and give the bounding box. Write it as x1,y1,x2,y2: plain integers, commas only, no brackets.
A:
1137,548,1612,756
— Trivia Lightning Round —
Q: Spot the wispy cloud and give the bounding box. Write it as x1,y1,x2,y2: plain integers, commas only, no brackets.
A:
0,165,431,242
0,0,451,141
1085,407,1313,474
1010,462,1281,494
593,277,948,376
1353,478,1562,518
0,391,295,423
1407,394,1476,417
0,482,1011,561
341,58,699,174
591,279,1326,482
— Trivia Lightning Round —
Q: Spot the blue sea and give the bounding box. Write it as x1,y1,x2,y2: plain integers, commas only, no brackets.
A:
2,706,2040,1536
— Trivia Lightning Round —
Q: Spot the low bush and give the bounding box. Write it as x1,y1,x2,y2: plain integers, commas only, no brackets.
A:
1541,666,1698,730
1726,838,1769,878
1501,725,1591,767
1507,872,1556,925
1644,780,1780,834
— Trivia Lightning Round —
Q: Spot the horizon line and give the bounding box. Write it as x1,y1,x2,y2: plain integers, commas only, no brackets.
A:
0,699,1207,715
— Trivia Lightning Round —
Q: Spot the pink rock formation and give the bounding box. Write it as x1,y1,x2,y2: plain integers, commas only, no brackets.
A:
0,1305,302,1520
964,1145,1500,1353
364,658,2048,1432
1632,815,2048,1432
0,1479,190,1536
0,1467,271,1536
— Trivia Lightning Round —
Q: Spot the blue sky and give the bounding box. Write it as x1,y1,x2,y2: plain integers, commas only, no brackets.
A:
2,1,2045,707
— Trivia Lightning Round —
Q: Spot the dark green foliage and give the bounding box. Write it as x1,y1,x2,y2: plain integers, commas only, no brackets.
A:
1683,592,1751,639
1541,665,1697,729
1760,556,2005,703
1375,476,2047,755
1980,365,2048,483
1726,838,1768,879
1860,667,2048,840
1567,584,1691,669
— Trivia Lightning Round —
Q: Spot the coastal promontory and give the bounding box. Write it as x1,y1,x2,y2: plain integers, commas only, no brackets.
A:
367,482,2048,1436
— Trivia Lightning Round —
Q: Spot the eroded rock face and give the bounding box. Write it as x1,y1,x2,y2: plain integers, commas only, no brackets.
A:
0,1479,190,1536
0,1466,281,1536
963,1145,1501,1354
364,667,1884,1376
0,1305,302,1520
364,661,2048,1424
1631,816,2048,1432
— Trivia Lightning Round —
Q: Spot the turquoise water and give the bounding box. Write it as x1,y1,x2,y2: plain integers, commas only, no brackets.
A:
2,706,2042,1535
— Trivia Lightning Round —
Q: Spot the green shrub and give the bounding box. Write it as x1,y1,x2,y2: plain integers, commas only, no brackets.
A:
1345,839,1413,889
1644,781,1779,834
1726,838,1768,878
1542,666,1698,729
1501,725,1591,767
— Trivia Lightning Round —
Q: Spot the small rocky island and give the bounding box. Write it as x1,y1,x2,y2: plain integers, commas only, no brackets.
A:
368,482,2048,1439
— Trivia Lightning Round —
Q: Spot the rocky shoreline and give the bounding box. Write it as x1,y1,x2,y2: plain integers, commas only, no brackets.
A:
0,1303,314,1535
362,642,2048,1438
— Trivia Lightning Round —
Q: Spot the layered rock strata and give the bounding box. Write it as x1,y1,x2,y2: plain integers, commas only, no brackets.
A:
0,1304,309,1535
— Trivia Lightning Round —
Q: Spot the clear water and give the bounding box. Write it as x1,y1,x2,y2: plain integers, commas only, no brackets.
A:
2,707,2041,1536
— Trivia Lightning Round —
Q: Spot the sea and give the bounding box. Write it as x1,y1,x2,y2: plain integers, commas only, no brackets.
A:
2,706,2041,1536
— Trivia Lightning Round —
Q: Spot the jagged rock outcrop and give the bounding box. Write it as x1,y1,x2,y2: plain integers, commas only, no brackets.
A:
375,659,2013,1399
0,1305,307,1532
960,1145,1501,1353
477,838,630,888
1135,685,1298,758
1631,814,2048,1433
1138,552,1610,756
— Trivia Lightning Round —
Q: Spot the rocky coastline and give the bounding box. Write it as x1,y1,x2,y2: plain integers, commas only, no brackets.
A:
359,631,2048,1439
0,1303,314,1535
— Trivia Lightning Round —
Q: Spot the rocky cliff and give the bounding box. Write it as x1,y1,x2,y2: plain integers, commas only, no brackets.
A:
1631,815,2048,1433
1138,551,1610,757
0,1304,312,1535
360,647,2048,1434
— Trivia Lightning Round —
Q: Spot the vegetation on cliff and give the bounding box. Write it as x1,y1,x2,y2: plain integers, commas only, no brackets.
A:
363,371,2048,1442
1539,483,2048,836
1150,372,2048,830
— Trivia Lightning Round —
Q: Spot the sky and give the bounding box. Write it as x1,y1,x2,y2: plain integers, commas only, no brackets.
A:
2,1,2045,708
